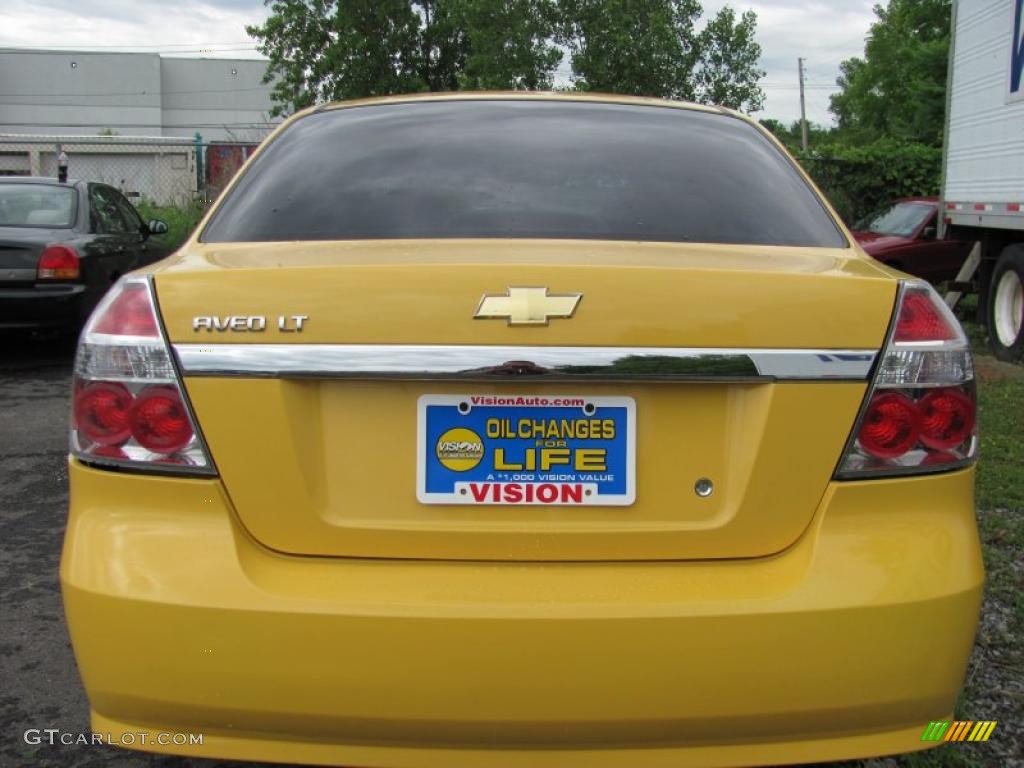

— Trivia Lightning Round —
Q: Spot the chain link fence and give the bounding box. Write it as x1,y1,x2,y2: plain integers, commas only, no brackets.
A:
0,134,261,248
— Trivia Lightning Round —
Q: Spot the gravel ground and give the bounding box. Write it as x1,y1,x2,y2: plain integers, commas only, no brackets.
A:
1,334,1019,768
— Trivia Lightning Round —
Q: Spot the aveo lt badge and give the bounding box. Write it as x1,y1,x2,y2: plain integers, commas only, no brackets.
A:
192,315,308,332
474,287,582,326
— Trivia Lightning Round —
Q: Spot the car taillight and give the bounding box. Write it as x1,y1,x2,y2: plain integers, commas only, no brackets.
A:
70,276,214,474
37,245,80,279
857,392,919,459
74,382,133,446
836,281,976,478
92,282,159,336
129,385,194,453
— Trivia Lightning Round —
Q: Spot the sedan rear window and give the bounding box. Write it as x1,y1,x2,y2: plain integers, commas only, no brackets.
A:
202,100,847,247
855,202,933,238
0,184,76,228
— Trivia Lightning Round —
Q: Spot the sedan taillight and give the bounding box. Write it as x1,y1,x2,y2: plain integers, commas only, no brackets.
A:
37,245,80,280
836,282,977,478
70,276,215,475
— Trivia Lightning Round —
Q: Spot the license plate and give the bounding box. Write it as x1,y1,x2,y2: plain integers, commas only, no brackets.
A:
417,394,635,505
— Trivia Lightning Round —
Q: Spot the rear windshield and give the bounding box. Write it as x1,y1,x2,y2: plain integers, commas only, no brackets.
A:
202,100,846,247
0,183,76,228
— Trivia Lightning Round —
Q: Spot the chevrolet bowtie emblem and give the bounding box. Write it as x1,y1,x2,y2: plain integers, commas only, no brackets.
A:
474,287,583,326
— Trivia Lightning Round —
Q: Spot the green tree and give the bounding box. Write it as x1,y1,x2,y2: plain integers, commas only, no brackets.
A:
829,0,951,146
795,140,942,223
248,0,562,115
760,118,838,152
247,1,424,113
694,7,764,112
250,0,766,116
452,0,563,89
414,1,563,90
560,0,702,100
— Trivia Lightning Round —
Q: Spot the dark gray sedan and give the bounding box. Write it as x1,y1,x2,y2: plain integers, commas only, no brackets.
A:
0,177,168,333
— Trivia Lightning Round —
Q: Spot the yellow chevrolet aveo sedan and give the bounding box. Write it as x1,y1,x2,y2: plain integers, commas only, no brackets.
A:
62,94,983,767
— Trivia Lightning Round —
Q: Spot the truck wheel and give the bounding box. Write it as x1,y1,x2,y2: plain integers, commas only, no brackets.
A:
987,246,1024,362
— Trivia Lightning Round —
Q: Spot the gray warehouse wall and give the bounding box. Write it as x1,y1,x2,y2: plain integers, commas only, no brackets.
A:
0,50,280,141
160,58,277,141
0,50,163,135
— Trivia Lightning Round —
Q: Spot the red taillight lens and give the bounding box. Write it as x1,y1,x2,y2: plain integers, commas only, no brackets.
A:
73,382,132,446
837,281,976,479
72,276,214,473
129,386,194,453
37,245,80,280
893,290,957,342
858,392,920,458
918,387,975,450
92,282,160,337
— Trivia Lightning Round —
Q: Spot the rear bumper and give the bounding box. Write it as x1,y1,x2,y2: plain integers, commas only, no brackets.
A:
0,283,88,330
61,461,983,767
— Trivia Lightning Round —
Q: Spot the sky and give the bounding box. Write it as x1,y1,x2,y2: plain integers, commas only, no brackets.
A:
0,0,878,126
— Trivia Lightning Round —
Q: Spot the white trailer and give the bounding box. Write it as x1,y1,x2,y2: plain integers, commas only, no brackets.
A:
942,0,1024,360
941,0,1024,359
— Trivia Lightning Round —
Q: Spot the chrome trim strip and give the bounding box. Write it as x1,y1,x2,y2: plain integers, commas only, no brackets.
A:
173,344,876,381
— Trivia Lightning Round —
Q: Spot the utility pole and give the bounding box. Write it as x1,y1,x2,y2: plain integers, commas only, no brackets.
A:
798,57,809,151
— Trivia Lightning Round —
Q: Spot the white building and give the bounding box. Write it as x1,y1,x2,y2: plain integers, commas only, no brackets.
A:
0,49,282,141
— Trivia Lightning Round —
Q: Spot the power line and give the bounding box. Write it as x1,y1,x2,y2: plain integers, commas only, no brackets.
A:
0,105,276,117
1,86,275,99
0,121,277,129
153,48,261,54
759,84,840,90
0,42,257,49
0,46,260,55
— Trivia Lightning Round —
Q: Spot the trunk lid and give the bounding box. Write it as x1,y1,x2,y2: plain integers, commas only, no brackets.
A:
0,227,48,282
155,239,895,561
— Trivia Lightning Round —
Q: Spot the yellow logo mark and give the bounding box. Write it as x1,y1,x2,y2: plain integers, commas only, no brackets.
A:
435,428,484,472
474,287,582,326
921,721,997,742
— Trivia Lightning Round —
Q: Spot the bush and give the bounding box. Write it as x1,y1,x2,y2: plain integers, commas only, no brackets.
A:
135,199,206,253
793,140,942,225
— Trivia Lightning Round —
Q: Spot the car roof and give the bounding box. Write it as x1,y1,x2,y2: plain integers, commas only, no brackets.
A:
0,176,84,189
315,91,731,118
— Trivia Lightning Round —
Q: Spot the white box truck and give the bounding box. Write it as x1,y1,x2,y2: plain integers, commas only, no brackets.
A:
941,0,1024,360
